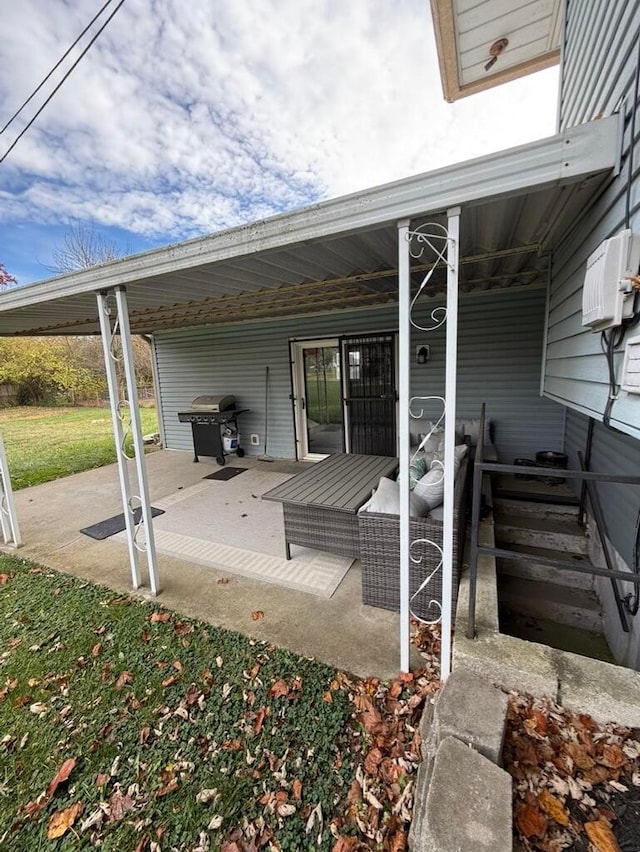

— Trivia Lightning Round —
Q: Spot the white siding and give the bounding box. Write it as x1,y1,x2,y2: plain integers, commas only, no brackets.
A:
154,288,564,462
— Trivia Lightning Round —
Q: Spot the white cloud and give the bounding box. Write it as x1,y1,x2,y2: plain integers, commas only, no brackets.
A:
0,0,559,246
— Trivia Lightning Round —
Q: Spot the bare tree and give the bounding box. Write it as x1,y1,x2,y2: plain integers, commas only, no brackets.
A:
48,225,152,405
48,224,127,274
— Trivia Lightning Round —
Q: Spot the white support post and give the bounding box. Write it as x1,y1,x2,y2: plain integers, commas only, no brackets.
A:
96,289,159,594
115,287,159,595
398,218,412,673
0,430,21,548
441,206,461,682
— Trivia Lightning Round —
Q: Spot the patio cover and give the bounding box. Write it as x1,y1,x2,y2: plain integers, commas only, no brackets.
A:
0,115,620,337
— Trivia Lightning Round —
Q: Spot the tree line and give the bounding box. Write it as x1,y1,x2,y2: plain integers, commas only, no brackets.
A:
1,227,152,405
0,336,154,405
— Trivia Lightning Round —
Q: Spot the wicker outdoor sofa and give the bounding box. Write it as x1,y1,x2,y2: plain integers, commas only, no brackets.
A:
358,455,470,621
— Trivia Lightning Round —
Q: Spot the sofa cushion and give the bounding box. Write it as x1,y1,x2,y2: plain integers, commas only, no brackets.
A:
458,417,491,447
360,476,427,517
431,443,469,464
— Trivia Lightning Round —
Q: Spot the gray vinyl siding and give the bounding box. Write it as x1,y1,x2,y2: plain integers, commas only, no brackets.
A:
154,287,564,463
548,0,640,661
565,408,640,572
544,0,640,440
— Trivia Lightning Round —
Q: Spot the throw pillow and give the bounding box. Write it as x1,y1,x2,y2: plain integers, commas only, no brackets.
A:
409,455,428,489
413,466,445,510
359,476,427,517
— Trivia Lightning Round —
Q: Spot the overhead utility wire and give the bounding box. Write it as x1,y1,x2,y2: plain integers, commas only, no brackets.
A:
0,0,127,165
0,0,115,135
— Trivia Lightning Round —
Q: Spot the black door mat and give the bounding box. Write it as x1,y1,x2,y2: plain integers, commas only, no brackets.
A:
80,506,165,540
203,467,248,481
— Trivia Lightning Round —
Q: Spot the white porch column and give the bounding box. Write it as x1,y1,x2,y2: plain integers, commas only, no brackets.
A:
0,430,21,548
440,206,461,681
96,287,159,594
398,218,411,672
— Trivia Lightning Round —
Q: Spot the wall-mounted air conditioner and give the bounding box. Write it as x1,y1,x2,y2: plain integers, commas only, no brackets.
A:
581,229,640,333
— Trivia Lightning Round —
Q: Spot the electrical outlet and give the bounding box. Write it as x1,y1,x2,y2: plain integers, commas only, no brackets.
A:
250,434,260,446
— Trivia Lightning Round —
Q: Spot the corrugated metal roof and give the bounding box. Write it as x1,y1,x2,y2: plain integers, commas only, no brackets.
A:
0,116,617,337
430,0,562,101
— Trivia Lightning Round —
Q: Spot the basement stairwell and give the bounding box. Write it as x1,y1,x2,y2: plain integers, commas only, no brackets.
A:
492,488,616,662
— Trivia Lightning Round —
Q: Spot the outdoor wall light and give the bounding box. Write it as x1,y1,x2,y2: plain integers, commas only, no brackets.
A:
416,345,431,364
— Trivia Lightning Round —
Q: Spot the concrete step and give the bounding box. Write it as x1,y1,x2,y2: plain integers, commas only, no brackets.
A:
499,611,615,663
499,575,602,633
496,543,594,591
493,497,580,521
494,512,588,554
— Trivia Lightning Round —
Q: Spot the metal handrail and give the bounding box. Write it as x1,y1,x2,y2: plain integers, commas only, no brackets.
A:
466,404,640,640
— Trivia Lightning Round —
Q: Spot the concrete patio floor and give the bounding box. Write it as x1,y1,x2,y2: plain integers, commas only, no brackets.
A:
2,449,420,679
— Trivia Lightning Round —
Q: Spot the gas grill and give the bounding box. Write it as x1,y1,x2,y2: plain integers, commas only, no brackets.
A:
177,395,249,465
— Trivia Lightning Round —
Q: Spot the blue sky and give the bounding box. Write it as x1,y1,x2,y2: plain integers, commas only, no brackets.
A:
0,0,559,285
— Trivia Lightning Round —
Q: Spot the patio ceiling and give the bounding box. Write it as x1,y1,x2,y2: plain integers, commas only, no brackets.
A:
0,116,618,338
430,0,563,102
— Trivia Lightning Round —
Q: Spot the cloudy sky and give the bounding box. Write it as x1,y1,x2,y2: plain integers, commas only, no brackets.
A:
0,0,559,285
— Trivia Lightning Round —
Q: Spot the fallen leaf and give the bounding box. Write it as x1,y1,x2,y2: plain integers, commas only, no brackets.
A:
251,610,264,620
389,830,407,852
47,802,83,839
95,773,110,786
563,741,595,771
173,661,183,672
537,788,569,826
253,706,268,734
21,759,78,819
29,701,48,716
353,693,383,733
115,671,133,690
269,679,290,699
388,680,403,700
162,675,179,688
109,789,135,820
155,778,179,798
0,573,13,583
599,743,625,769
515,803,547,839
323,691,333,703
584,819,620,852
91,643,102,657
292,779,303,801
332,838,359,851
217,578,229,585
150,612,171,623
363,747,384,776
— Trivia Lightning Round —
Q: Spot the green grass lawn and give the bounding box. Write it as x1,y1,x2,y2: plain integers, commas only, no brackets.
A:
305,379,342,425
0,556,432,850
0,406,159,490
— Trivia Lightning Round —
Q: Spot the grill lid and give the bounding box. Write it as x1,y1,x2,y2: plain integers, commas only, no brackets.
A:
190,394,235,412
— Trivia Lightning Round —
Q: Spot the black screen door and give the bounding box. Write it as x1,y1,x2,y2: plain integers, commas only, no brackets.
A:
343,335,396,456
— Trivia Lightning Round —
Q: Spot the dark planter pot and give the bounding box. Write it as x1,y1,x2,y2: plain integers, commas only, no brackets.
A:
535,451,569,485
